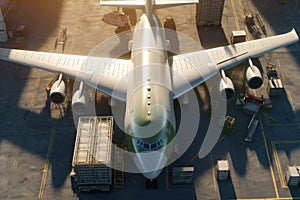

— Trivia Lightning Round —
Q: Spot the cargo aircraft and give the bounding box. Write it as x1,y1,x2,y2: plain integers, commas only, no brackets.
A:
0,0,298,182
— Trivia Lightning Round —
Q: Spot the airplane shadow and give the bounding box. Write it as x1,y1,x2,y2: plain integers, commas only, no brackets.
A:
0,0,76,191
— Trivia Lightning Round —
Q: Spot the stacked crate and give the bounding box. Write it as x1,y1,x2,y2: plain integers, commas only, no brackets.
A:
71,116,113,192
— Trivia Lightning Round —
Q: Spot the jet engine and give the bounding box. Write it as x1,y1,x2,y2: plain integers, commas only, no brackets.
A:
219,70,235,100
72,81,88,114
49,73,66,104
245,59,263,89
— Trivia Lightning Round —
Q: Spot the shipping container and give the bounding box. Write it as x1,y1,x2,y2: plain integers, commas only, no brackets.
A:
172,167,194,184
196,0,225,26
71,116,113,192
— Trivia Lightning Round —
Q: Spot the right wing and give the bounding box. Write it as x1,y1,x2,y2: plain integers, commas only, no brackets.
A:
170,29,298,158
170,29,299,99
0,48,131,101
206,28,299,70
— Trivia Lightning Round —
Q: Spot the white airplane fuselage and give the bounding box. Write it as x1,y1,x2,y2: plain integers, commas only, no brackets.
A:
124,12,176,179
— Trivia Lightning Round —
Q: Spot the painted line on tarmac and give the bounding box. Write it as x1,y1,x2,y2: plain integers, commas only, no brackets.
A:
271,139,300,188
277,59,281,69
286,89,296,113
270,140,300,189
166,166,169,191
237,0,245,18
271,142,288,189
262,112,300,127
237,198,299,200
236,0,252,41
231,0,241,30
30,77,41,111
185,153,199,167
259,115,279,198
38,126,56,199
210,152,217,193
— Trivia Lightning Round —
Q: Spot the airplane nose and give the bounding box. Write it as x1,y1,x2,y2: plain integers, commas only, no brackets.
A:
133,151,167,179
143,169,163,180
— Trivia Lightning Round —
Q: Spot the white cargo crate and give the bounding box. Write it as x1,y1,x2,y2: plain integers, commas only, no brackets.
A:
72,116,113,192
286,166,300,187
231,30,246,44
216,160,230,181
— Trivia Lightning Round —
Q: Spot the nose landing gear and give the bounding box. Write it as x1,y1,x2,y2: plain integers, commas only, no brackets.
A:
145,179,158,189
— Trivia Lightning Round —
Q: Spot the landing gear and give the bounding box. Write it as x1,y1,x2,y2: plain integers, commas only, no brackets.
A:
145,179,158,189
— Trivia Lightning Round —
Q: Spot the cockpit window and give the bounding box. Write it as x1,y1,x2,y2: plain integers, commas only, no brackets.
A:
158,139,164,145
136,138,165,150
137,139,143,145
151,143,157,149
143,143,150,150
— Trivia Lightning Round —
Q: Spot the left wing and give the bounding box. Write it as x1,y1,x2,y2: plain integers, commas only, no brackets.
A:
0,48,131,101
170,29,299,99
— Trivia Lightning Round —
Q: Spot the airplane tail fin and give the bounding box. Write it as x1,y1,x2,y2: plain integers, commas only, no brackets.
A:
100,0,198,9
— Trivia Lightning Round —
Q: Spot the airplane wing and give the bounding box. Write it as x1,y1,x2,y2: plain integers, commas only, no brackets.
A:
170,29,298,159
0,48,131,101
170,29,299,99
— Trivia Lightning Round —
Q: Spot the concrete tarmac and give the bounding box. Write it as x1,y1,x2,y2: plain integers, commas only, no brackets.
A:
0,0,300,199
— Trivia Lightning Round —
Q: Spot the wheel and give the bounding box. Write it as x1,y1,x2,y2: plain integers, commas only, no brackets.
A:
153,179,158,189
145,180,150,189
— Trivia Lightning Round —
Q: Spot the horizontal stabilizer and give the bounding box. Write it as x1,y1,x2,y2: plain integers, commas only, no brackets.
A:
100,0,198,8
100,0,145,8
155,0,198,6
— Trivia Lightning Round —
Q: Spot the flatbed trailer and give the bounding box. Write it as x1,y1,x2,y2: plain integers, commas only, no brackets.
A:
71,116,113,192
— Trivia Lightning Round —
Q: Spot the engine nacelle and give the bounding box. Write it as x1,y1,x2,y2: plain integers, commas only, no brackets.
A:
246,59,263,89
108,96,117,107
72,81,88,114
219,70,235,100
179,92,189,105
49,74,66,104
